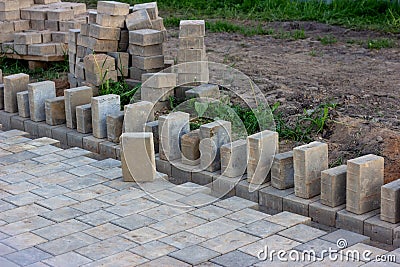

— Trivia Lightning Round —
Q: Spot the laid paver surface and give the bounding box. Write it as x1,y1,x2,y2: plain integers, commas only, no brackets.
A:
0,130,398,266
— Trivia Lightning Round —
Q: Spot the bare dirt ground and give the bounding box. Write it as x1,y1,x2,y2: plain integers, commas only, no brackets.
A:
165,21,400,182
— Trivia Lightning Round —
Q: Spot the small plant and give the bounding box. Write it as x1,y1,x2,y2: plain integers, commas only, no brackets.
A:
274,29,307,40
99,79,139,107
367,38,396,49
317,35,337,45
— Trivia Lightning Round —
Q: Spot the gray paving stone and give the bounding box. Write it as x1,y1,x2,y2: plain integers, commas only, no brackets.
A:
4,192,43,206
59,174,107,191
0,201,15,213
139,205,190,221
201,230,259,254
81,251,148,267
62,156,97,167
294,238,338,256
112,214,157,231
159,231,207,249
122,226,167,244
265,211,311,227
41,207,84,223
0,216,54,236
225,208,269,224
31,185,71,199
37,232,99,256
76,210,121,226
68,165,102,177
0,172,36,184
83,222,128,240
70,199,111,213
340,243,388,262
95,167,122,180
42,251,93,267
177,192,219,207
36,195,78,210
65,184,117,202
0,151,37,165
28,144,63,155
29,171,77,188
32,219,91,240
25,162,72,177
214,196,258,211
31,153,67,164
96,188,145,205
169,245,220,265
1,204,50,223
320,229,370,247
138,256,190,267
76,236,135,260
2,232,47,250
336,209,379,234
105,198,159,217
150,213,207,235
278,224,326,243
238,220,286,238
0,243,16,256
0,256,19,267
5,247,52,266
89,158,121,170
103,178,133,190
189,205,232,221
239,234,301,258
27,137,60,147
210,250,259,267
2,181,38,194
130,240,177,260
187,218,244,239
0,159,41,175
55,147,92,158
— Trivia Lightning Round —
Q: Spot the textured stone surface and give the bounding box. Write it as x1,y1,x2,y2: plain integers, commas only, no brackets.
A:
45,97,66,126
4,73,30,113
271,151,294,190
123,101,154,133
76,104,92,134
220,139,247,178
64,86,93,129
380,179,400,223
91,94,120,139
16,91,30,118
320,165,347,207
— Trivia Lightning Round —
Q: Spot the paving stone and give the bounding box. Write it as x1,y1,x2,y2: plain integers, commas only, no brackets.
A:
139,205,189,221
0,258,19,267
210,250,259,267
320,165,347,207
90,158,121,170
62,156,97,167
81,251,147,267
76,236,135,260
0,243,16,256
0,111,18,131
37,232,99,256
177,192,219,207
28,81,56,122
346,154,384,214
150,213,207,235
225,208,269,224
265,211,311,227
25,162,71,177
2,181,38,194
95,167,122,180
340,243,388,262
189,205,232,221
0,216,53,236
128,240,176,259
214,196,258,211
27,137,60,147
41,207,84,223
70,199,111,214
259,186,294,214
305,254,364,267
336,209,379,234
278,224,326,243
235,179,268,203
238,220,286,238
65,184,117,202
169,245,220,265
309,201,345,227
320,229,370,247
282,193,319,217
122,226,167,244
187,217,243,239
42,252,92,267
2,232,47,250
33,219,90,240
96,187,145,205
28,144,62,156
76,209,121,226
97,1,130,16
68,165,102,177
11,115,29,132
138,256,190,267
56,147,92,158
83,135,105,154
380,179,400,223
5,247,52,266
147,188,186,204
4,191,44,206
155,156,171,176
201,230,260,254
112,213,156,231
294,238,338,258
364,214,400,245
105,198,158,217
1,204,49,223
159,231,207,249
239,234,301,258
0,150,36,165
52,125,74,146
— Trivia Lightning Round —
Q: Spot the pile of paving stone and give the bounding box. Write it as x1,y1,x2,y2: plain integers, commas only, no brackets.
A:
0,0,87,60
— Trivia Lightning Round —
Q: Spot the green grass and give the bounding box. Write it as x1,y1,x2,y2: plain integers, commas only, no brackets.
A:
99,79,140,107
367,38,397,49
318,35,338,45
125,0,400,33
0,56,69,81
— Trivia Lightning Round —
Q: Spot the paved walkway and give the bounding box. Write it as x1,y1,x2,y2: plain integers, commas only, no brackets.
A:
0,130,399,266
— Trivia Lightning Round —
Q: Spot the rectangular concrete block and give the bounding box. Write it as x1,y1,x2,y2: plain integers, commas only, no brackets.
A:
336,209,379,234
129,29,164,46
199,120,232,172
76,104,92,134
84,54,115,74
28,44,56,56
91,94,120,138
179,37,205,50
235,179,268,203
346,154,384,215
52,125,75,147
145,120,159,154
128,44,163,57
293,141,328,199
126,9,152,31
45,96,66,126
96,13,125,28
67,130,90,148
87,37,118,53
124,101,154,133
89,24,120,40
282,193,319,217
309,201,345,227
107,52,129,77
191,169,214,186
185,83,218,99
132,2,158,20
181,129,200,166
155,155,171,177
106,111,124,143
97,1,129,16
271,151,294,190
179,20,205,38
83,135,105,154
259,186,294,214
141,73,177,88
211,175,237,198
159,112,190,161
10,116,29,131
23,119,38,138
64,86,93,129
170,160,194,185
380,179,400,223
16,91,30,118
364,215,400,245
247,130,279,185
121,132,156,182
4,73,30,113
27,81,56,122
0,84,4,110
320,165,347,207
220,139,247,178
14,32,42,45
177,49,207,63
131,55,164,70
37,123,61,139
141,86,174,103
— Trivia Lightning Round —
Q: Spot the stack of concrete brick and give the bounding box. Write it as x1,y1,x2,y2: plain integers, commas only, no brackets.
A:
0,1,87,59
82,53,118,87
177,20,208,85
